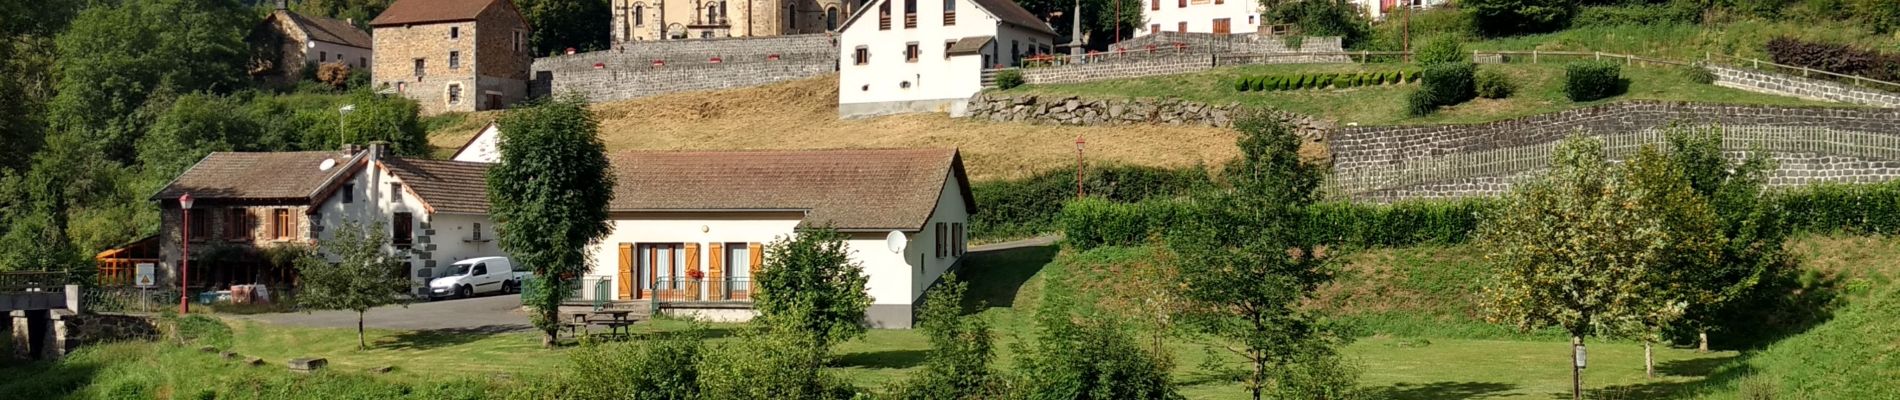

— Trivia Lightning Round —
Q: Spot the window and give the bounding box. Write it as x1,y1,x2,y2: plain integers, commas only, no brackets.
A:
272,209,293,239
188,209,210,242
905,42,919,62
450,27,460,39
723,243,753,299
634,4,645,26
449,51,460,69
514,31,523,53
943,0,955,25
934,222,946,258
1151,0,1159,10
707,4,717,23
473,264,488,276
391,182,403,202
1177,0,1185,7
225,208,248,240
854,46,869,65
952,223,964,256
1215,0,1223,4
472,223,483,241
413,58,425,77
903,0,916,28
637,243,686,292
789,6,797,31
392,212,414,247
1214,18,1231,35
319,51,327,62
826,7,839,31
343,184,354,203
1178,21,1188,32
878,0,891,30
719,2,728,21
359,57,366,68
1011,40,1019,64
1151,23,1161,33
945,40,956,59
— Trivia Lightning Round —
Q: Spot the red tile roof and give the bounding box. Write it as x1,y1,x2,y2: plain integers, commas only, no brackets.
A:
152,152,362,202
608,148,973,231
382,158,494,214
370,0,502,27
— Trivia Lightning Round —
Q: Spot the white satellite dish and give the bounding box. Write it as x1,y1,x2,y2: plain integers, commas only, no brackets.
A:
885,230,906,253
318,158,338,171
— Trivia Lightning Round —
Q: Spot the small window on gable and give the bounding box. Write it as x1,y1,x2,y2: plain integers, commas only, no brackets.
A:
906,42,919,62
391,182,404,202
343,184,354,203
854,46,869,65
449,26,460,39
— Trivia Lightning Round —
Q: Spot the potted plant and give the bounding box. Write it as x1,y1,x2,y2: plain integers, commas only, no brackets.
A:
685,269,706,300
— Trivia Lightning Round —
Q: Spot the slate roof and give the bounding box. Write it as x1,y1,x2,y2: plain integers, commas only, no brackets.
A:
947,36,994,55
970,0,1057,35
371,0,501,27
284,11,372,49
152,152,361,202
608,148,973,231
383,158,494,214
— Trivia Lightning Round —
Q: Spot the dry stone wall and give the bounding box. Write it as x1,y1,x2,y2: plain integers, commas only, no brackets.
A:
1330,101,1900,201
1018,56,1216,86
963,92,1333,141
1710,64,1900,108
530,34,838,102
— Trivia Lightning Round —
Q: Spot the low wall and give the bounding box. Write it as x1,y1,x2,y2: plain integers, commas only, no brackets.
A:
1018,55,1216,86
1112,33,1345,55
1710,64,1900,108
1329,101,1900,201
963,92,1333,141
531,35,838,102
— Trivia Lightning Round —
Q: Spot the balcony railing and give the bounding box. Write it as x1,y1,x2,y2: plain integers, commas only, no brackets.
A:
652,277,752,303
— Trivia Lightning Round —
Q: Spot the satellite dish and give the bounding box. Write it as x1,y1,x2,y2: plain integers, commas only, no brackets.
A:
885,230,906,253
318,158,338,171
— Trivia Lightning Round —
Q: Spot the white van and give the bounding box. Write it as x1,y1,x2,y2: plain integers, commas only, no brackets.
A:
427,257,526,299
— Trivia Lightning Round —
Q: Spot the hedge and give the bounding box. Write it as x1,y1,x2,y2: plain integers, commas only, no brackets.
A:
1305,199,1496,247
1776,181,1900,235
971,165,1211,241
1235,70,1420,93
1060,198,1200,250
1765,36,1900,84
1564,61,1625,101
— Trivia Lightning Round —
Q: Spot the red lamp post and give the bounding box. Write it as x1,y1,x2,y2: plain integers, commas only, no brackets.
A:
179,192,194,314
1075,135,1086,199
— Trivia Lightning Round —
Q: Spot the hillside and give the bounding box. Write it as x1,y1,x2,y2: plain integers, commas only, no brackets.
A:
428,75,1258,182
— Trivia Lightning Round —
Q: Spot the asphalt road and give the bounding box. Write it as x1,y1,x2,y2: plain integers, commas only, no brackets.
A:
243,293,533,331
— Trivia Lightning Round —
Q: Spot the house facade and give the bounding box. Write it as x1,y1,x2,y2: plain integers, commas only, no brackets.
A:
309,149,501,295
248,1,375,85
836,0,1056,118
1353,0,1449,20
371,0,533,115
450,122,502,163
611,0,856,43
587,148,974,328
1133,0,1261,36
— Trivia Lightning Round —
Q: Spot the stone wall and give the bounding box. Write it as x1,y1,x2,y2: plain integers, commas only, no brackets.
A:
1329,101,1900,201
1016,55,1216,86
1000,35,1347,87
1112,33,1344,55
962,92,1333,141
1710,64,1900,108
530,34,838,102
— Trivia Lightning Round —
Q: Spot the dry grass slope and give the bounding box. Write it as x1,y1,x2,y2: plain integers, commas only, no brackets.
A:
429,75,1255,181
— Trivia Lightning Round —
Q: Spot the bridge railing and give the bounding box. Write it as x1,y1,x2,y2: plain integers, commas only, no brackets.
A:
0,271,72,293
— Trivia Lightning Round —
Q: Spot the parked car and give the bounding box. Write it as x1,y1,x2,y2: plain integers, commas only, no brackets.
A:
428,257,527,299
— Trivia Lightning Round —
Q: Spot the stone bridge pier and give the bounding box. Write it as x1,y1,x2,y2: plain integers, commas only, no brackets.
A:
4,285,79,360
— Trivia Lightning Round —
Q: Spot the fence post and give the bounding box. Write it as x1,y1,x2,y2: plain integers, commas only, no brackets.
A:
1533,50,1539,64
1595,52,1601,61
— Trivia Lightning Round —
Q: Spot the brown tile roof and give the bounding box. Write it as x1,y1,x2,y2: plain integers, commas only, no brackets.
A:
383,158,493,214
285,11,373,49
608,148,973,231
152,152,361,202
370,0,500,27
947,36,994,55
970,0,1057,35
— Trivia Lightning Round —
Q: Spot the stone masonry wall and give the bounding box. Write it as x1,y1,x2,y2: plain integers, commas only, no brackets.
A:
963,92,1333,141
1001,36,1347,87
1330,101,1900,201
1017,55,1216,86
1710,64,1900,108
530,34,838,102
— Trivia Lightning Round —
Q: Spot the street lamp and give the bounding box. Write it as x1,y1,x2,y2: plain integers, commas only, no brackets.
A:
1075,135,1086,199
179,192,194,314
338,104,356,146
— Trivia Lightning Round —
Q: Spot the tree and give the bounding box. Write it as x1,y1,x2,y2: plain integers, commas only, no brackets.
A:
1615,144,1723,378
294,220,414,349
1267,0,1371,47
1480,136,1679,399
49,0,251,163
891,273,1000,399
294,0,397,29
1663,127,1790,352
1165,114,1347,400
753,227,872,352
1015,274,1178,400
517,0,610,54
1462,0,1576,37
487,95,616,347
1015,0,1144,51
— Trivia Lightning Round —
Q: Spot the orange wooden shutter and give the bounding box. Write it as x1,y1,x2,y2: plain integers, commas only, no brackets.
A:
708,243,725,299
748,242,764,293
618,243,634,300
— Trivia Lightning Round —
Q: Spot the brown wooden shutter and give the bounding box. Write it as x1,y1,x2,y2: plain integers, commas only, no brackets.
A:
684,243,701,298
708,243,725,299
748,242,764,294
618,243,635,300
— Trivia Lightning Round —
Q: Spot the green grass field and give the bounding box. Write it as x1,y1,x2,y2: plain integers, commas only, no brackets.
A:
6,234,1897,399
1006,62,1838,126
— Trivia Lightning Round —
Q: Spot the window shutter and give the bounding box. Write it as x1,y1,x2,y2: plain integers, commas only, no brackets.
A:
618,243,634,300
708,243,725,298
748,242,764,294
685,243,701,279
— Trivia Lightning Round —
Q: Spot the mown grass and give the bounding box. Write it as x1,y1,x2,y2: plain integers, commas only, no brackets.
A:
1006,62,1837,126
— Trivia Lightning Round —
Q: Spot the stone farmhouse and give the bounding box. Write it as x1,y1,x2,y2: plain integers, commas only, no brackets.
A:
610,0,856,43
836,0,1056,118
247,1,374,85
586,148,973,328
152,145,503,297
371,0,534,115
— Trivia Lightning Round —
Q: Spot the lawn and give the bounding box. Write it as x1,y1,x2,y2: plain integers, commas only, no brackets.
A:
1006,62,1839,126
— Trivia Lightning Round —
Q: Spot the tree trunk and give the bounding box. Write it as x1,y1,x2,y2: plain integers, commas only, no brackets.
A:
1644,341,1654,378
357,310,367,350
1571,336,1584,400
1252,351,1265,400
1698,330,1709,353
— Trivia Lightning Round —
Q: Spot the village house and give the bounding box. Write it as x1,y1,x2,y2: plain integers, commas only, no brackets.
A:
247,0,375,85
152,145,502,296
370,0,533,115
1353,0,1449,21
610,0,857,42
449,122,502,163
1134,0,1261,36
586,148,973,328
835,0,1056,118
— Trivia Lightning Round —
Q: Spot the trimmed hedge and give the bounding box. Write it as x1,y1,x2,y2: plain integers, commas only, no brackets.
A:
971,165,1211,241
1776,181,1900,235
1305,199,1496,247
1563,61,1625,101
1060,198,1200,249
1233,70,1418,92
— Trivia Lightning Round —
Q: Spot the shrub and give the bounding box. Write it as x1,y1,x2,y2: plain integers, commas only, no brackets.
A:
1463,0,1577,36
1060,198,1199,250
1415,35,1467,64
1682,65,1717,85
700,332,859,400
1421,62,1477,105
549,332,705,399
1765,36,1900,83
1254,77,1270,91
994,69,1025,90
1571,3,1700,27
1564,61,1625,101
1304,199,1496,246
1014,296,1177,399
886,274,1006,400
1319,74,1336,89
1406,88,1441,116
970,165,1210,240
1775,180,1900,235
1234,78,1252,92
1474,68,1516,99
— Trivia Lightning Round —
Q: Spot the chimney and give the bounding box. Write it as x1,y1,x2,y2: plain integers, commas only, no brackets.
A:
276,0,288,11
369,141,390,160
346,18,354,26
341,143,361,156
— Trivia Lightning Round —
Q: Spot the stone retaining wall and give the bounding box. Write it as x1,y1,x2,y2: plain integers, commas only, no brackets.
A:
1018,56,1216,86
1330,101,1900,201
1710,64,1900,108
962,92,1333,141
530,34,838,102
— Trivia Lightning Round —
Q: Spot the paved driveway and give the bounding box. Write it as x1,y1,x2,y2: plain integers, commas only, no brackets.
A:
243,293,533,332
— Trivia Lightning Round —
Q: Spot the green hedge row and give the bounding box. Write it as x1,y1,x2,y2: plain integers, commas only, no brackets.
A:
1233,70,1420,92
971,165,1211,241
1059,197,1200,249
1777,181,1900,235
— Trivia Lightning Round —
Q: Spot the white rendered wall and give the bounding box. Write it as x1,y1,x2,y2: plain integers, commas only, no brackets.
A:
589,211,806,300
311,157,499,291
452,124,501,163
838,0,1053,112
305,40,373,70
1134,0,1261,36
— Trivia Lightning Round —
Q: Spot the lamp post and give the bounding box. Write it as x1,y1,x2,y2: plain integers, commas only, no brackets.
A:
338,104,356,146
1075,135,1086,199
179,192,194,314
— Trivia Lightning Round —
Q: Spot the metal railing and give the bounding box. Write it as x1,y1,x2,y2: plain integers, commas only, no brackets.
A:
651,277,753,302
0,271,73,293
1706,52,1900,93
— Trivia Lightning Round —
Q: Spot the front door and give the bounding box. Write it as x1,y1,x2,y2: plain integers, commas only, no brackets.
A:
637,243,685,299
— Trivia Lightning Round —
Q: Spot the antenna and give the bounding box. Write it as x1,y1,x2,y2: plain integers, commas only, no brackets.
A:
319,158,338,171
885,230,906,253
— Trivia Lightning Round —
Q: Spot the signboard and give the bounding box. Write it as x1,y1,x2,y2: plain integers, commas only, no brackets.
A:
135,263,156,288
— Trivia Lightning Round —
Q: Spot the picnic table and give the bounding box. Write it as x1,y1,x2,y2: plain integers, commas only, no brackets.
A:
561,309,643,339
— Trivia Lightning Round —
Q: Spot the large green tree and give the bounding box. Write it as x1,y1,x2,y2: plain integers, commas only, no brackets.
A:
293,0,396,29
295,220,414,349
753,227,872,352
1462,0,1576,37
49,0,252,163
517,0,610,54
1615,144,1724,378
487,94,616,347
1015,0,1144,51
1165,114,1349,400
1663,127,1791,352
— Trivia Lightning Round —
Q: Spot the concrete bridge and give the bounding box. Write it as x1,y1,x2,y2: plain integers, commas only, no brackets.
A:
4,271,83,360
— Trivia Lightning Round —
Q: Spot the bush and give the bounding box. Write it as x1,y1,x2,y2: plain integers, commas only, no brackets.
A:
700,332,858,400
548,333,705,399
1060,198,1200,250
1014,297,1178,399
1421,62,1477,105
1474,68,1516,99
1463,0,1577,36
1415,35,1467,64
1563,61,1626,101
1571,3,1701,27
970,165,1210,241
1683,65,1717,85
1774,181,1900,235
1254,77,1270,91
994,69,1025,90
1765,36,1900,83
1406,89,1440,116
1234,78,1252,92
1305,199,1496,246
